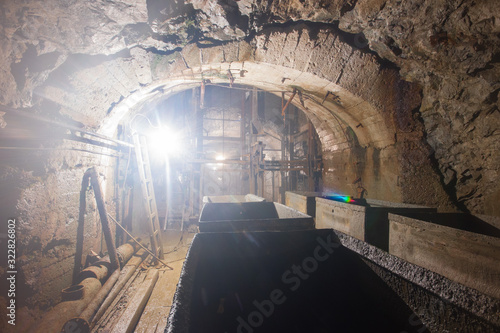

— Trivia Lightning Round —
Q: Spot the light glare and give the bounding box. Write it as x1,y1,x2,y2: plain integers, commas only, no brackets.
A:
148,128,181,157
324,192,356,203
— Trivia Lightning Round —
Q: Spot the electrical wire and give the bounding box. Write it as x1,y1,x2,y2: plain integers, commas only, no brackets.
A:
128,113,160,134
107,213,174,270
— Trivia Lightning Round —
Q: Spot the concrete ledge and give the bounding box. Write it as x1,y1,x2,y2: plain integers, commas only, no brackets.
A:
389,213,500,300
315,197,436,251
285,191,322,217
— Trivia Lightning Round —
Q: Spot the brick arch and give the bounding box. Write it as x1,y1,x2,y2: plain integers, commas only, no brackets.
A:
102,24,403,149
102,62,401,201
97,25,416,201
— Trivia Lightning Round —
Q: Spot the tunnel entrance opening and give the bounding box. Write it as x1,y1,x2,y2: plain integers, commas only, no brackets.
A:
120,84,323,231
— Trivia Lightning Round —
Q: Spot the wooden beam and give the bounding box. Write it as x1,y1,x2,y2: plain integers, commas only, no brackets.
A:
188,159,248,165
203,136,242,142
134,260,186,333
111,269,159,333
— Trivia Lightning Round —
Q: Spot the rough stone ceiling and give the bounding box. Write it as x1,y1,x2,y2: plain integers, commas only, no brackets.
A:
1,0,499,214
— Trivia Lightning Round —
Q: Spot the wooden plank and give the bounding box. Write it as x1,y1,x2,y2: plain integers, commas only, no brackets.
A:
203,136,241,141
111,269,159,333
92,269,143,332
91,251,149,329
134,259,186,333
188,158,248,165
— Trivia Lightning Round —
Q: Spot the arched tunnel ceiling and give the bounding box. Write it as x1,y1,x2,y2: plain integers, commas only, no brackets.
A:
1,0,499,214
104,60,394,150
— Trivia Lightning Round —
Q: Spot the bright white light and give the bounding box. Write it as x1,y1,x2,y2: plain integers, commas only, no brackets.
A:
148,128,181,157
215,154,225,167
207,154,225,170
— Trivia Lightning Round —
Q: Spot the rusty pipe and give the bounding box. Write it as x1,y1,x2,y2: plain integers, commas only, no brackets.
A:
34,278,102,333
75,260,111,284
89,167,120,271
90,249,149,328
82,269,120,322
65,242,141,331
61,268,121,333
75,240,141,284
62,249,149,333
116,241,140,266
73,167,121,283
34,241,141,333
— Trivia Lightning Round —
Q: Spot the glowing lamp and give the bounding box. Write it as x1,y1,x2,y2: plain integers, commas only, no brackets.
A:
148,127,181,157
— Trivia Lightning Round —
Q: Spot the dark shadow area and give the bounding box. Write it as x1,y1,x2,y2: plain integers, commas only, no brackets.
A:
10,44,61,90
167,230,428,333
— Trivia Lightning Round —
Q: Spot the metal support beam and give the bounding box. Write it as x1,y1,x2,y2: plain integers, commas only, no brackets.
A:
89,167,121,271
281,88,297,122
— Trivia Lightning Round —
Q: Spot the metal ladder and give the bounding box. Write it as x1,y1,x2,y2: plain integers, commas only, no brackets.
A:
132,132,164,261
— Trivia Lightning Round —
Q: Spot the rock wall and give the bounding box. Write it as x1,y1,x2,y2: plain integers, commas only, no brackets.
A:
2,0,497,215
204,0,500,214
337,0,500,214
0,145,115,331
166,0,500,214
0,0,499,329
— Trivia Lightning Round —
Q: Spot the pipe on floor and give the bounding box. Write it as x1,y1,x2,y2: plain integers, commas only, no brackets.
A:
75,241,140,284
61,248,149,333
33,278,102,333
75,261,111,283
90,249,149,329
61,268,121,333
33,241,141,333
116,242,139,267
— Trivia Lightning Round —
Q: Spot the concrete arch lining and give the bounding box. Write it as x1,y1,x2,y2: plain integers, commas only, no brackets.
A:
102,61,395,152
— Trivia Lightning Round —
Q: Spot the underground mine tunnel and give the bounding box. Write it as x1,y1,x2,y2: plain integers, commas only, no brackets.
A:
0,0,499,332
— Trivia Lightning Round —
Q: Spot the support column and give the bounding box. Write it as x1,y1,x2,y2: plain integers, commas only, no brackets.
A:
194,87,203,215
308,120,315,191
249,88,258,195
